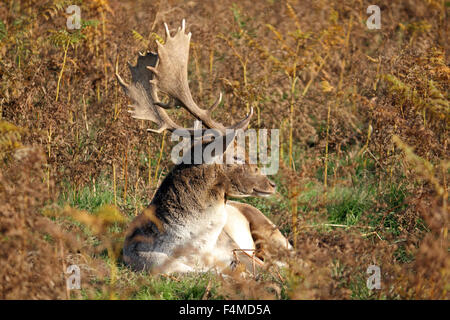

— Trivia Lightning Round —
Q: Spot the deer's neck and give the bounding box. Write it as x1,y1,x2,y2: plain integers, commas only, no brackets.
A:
151,164,228,223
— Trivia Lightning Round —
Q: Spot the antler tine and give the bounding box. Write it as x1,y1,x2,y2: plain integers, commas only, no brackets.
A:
154,20,252,134
164,22,171,39
208,92,222,113
154,98,182,109
230,107,253,131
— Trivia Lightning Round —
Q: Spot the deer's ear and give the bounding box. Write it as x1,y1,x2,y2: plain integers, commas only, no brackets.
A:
203,130,237,164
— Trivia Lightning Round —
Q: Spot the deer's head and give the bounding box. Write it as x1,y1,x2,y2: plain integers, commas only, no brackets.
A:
223,156,276,198
116,20,276,200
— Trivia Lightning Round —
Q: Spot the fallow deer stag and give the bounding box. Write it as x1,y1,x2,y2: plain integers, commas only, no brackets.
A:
116,20,291,274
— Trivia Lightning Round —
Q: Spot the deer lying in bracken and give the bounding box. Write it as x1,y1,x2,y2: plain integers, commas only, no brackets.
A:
116,20,292,274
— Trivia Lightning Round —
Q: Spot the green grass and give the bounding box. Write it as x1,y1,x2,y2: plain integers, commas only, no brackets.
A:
319,154,410,233
131,273,222,300
324,155,377,226
76,258,223,300
393,245,415,264
326,185,376,225
59,179,115,213
58,175,149,217
368,183,409,236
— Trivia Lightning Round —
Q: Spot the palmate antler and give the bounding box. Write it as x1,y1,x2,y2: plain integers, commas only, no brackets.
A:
116,52,180,134
116,19,253,135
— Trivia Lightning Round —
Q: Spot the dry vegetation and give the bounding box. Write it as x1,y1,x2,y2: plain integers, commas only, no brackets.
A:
0,0,448,299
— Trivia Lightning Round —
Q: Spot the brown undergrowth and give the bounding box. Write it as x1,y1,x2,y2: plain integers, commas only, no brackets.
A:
0,0,448,299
